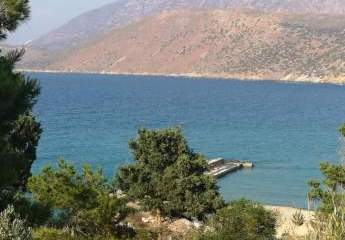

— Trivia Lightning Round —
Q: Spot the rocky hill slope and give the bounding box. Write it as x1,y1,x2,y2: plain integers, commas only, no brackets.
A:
22,9,345,83
28,0,345,52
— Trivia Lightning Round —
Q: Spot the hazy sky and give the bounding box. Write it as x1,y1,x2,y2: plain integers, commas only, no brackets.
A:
7,0,116,45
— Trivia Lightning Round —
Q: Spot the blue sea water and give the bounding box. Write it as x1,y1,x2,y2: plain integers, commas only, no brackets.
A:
31,72,345,208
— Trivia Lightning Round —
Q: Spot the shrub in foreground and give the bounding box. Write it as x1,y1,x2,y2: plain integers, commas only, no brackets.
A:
197,199,277,240
28,159,133,239
33,227,125,240
33,227,73,240
291,210,305,226
0,205,32,240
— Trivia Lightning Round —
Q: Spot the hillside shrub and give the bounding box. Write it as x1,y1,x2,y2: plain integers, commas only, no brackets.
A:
33,227,74,240
33,227,125,240
291,210,305,226
197,199,277,240
28,159,133,238
0,205,32,240
307,126,345,240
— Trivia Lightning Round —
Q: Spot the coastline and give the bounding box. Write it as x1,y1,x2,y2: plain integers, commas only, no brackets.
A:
18,68,345,85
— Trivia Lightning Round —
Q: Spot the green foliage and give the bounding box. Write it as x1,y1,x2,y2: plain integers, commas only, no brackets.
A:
12,194,51,227
28,159,108,211
307,126,345,239
32,227,125,240
0,205,32,240
0,0,41,212
291,210,305,226
308,162,345,213
0,0,30,40
133,229,158,240
339,123,345,138
0,113,42,189
307,162,345,240
33,227,75,240
197,199,277,240
28,159,133,238
116,127,224,219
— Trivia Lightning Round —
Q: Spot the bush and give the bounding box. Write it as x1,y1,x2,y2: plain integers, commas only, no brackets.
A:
292,210,305,226
11,194,51,227
306,126,345,240
339,123,345,137
0,205,32,240
33,227,125,240
133,229,159,240
197,199,277,240
33,227,74,240
28,159,132,238
307,163,345,240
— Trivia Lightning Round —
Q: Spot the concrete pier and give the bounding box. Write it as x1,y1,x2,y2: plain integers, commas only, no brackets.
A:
206,158,254,178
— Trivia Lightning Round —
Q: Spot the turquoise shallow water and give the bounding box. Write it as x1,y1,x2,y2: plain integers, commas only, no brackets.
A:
31,72,345,207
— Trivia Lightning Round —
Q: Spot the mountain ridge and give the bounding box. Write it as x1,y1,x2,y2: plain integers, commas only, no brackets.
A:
20,9,345,84
29,0,345,51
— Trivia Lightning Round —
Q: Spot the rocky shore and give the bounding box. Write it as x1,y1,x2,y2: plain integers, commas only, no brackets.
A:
19,69,345,85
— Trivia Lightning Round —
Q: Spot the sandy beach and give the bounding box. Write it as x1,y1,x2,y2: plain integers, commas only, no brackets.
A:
266,206,315,238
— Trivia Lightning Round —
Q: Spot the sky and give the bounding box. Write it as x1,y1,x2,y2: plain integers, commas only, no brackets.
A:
7,0,116,45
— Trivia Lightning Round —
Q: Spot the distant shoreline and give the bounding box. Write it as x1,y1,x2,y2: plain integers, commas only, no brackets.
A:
18,68,345,85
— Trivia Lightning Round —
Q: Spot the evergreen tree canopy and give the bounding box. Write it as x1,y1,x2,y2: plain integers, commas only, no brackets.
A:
0,0,41,209
0,0,30,40
116,127,224,220
28,159,132,238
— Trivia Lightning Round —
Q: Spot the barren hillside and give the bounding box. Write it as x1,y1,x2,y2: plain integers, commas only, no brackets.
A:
28,0,345,52
24,9,345,83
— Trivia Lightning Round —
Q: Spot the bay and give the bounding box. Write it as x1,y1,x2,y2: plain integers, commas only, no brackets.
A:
31,72,345,207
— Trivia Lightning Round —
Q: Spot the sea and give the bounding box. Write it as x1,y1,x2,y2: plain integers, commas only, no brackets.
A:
30,72,345,208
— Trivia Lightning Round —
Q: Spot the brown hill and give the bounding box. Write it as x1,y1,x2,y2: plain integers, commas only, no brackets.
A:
28,0,345,52
25,9,345,83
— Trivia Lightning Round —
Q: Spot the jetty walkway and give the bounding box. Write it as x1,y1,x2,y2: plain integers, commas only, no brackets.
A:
206,158,254,178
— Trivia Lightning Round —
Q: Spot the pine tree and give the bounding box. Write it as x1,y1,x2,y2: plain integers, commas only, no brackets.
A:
116,127,224,219
0,0,30,40
0,0,41,210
